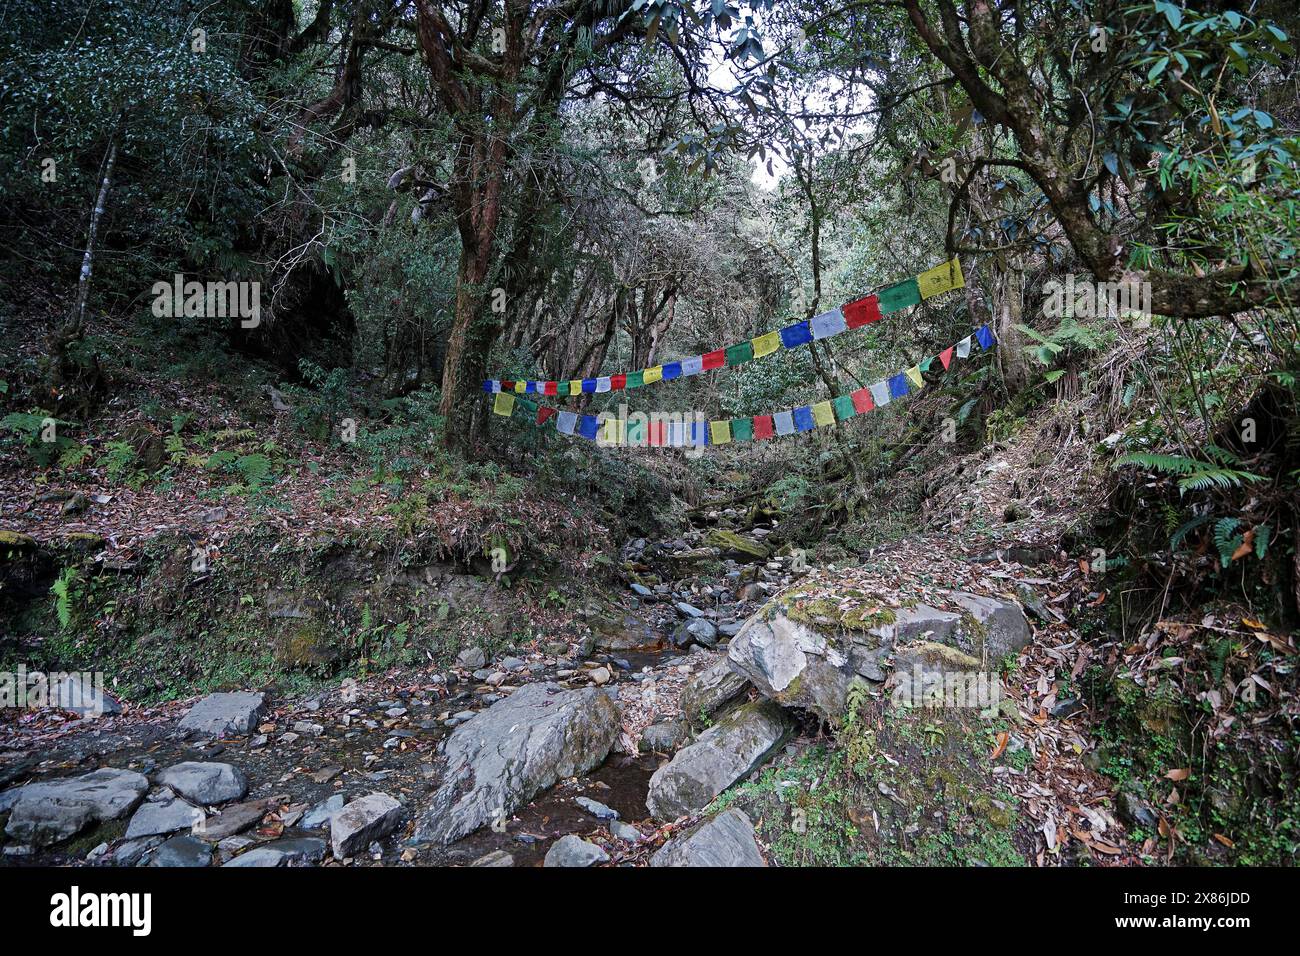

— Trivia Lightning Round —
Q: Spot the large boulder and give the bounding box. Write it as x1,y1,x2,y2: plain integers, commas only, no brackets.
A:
679,657,750,724
413,683,621,845
727,588,1029,723
125,794,205,840
3,768,148,846
706,529,770,562
178,692,267,737
331,792,403,858
157,762,248,805
646,699,793,821
650,808,766,867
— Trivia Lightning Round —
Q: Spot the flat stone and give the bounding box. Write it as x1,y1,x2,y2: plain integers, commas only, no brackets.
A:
301,794,345,829
193,798,276,841
650,808,765,867
413,683,621,845
125,794,204,840
575,796,618,820
675,602,705,619
543,835,609,867
3,768,148,846
157,762,248,805
223,837,327,867
671,618,718,649
610,820,643,842
331,792,403,858
471,849,515,867
680,657,749,722
646,700,793,821
147,834,213,867
178,692,267,737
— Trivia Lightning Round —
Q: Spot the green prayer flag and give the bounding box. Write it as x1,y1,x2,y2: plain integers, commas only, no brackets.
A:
730,417,754,442
878,277,921,313
556,381,570,396
724,341,754,366
625,370,644,389
919,356,933,373
833,394,856,421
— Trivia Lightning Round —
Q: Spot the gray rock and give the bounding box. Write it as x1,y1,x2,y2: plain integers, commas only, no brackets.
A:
650,808,765,867
680,658,750,722
639,719,688,754
111,836,163,867
646,700,793,821
675,601,705,619
413,683,621,845
223,837,327,867
178,692,266,737
301,794,345,829
192,798,276,841
718,621,744,638
671,618,718,649
3,768,148,846
331,792,403,858
457,647,486,670
471,849,515,866
575,796,618,820
727,593,1029,723
147,834,213,867
610,820,643,843
50,672,121,717
630,583,652,597
125,794,204,840
543,834,609,867
156,762,248,805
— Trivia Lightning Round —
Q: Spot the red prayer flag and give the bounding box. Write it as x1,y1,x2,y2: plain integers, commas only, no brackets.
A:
753,415,775,440
939,347,954,369
542,381,557,396
702,349,725,370
851,387,874,415
843,295,881,329
537,407,556,425
501,380,514,391
611,373,626,390
648,421,665,447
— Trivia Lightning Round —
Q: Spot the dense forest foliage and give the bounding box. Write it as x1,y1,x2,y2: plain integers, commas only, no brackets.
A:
1,0,1298,870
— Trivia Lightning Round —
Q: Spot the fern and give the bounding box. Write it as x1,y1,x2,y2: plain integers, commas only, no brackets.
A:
1170,513,1213,549
1114,450,1264,495
235,453,272,485
51,568,81,630
1213,518,1243,568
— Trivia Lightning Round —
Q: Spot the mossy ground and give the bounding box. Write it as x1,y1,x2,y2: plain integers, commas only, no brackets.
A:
714,691,1030,866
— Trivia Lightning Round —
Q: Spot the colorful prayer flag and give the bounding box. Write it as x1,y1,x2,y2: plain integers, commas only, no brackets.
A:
812,401,836,427
514,380,527,394
833,394,856,421
710,420,732,444
774,410,796,436
811,308,847,340
904,365,924,390
869,381,891,407
596,376,611,393
956,336,972,359
493,392,516,417
939,346,954,369
793,406,815,432
917,257,964,299
976,325,995,350
779,321,813,349
888,373,911,399
725,341,753,366
702,350,725,370
663,362,682,380
878,277,921,313
843,294,881,328
543,381,557,396
611,374,626,390
537,406,556,426
557,410,577,435
752,331,780,358
681,356,703,377
850,387,874,415
731,417,754,441
579,415,600,440
753,415,775,440
643,366,663,384
581,378,597,393
569,379,583,394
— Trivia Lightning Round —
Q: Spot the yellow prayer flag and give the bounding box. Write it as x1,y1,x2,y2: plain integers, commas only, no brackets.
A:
493,392,516,417
812,401,836,427
917,257,965,299
905,365,924,389
709,419,732,444
643,365,663,384
600,418,625,445
751,331,781,358
569,380,583,395
513,380,526,393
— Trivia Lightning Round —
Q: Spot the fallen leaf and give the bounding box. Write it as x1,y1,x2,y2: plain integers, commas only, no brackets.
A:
1164,767,1191,781
1213,833,1235,848
991,731,1009,759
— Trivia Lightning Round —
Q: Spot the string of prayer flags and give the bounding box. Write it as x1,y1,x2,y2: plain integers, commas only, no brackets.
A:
485,323,995,450
483,258,964,394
